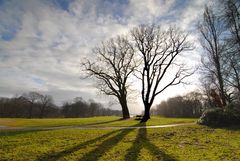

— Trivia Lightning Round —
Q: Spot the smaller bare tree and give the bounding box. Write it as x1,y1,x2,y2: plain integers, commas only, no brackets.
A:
39,94,53,118
198,6,227,106
82,36,136,119
22,92,41,118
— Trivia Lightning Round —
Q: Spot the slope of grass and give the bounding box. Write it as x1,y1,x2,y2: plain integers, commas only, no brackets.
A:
0,116,196,127
1,124,240,161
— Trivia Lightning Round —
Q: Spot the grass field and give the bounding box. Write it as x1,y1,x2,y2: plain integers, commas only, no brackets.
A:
0,116,197,127
1,117,240,161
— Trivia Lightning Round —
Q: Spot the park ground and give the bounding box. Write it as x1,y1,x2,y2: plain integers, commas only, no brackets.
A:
0,116,240,161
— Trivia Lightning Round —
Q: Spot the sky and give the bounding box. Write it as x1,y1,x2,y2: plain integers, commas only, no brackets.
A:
0,0,209,114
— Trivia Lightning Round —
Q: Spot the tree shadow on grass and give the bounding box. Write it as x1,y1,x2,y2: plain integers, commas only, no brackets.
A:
124,123,179,161
79,128,136,161
38,123,139,161
37,130,119,161
0,129,52,137
38,123,178,161
83,118,124,126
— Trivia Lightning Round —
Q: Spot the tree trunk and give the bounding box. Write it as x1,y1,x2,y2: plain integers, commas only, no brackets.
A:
216,59,226,107
119,97,130,119
28,104,33,118
219,76,226,107
39,106,45,118
141,103,151,122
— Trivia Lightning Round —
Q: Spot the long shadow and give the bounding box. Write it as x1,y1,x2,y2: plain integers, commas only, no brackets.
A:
79,124,139,161
0,129,53,137
83,118,123,126
124,123,179,161
37,130,120,161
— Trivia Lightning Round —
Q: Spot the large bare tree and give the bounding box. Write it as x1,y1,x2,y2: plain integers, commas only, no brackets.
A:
131,25,193,122
221,0,240,98
82,36,136,119
222,0,240,50
198,6,227,107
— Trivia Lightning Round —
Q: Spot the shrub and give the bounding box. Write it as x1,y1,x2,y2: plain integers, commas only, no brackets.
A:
198,104,240,126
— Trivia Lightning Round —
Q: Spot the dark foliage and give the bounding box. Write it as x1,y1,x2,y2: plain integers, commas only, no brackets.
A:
198,103,240,126
61,98,121,118
0,96,59,118
151,92,203,118
0,93,121,118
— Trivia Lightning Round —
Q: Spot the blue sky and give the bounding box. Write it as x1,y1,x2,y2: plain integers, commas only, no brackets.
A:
0,0,208,113
52,0,73,12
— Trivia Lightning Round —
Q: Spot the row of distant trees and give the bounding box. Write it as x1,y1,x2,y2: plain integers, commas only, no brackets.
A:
151,91,204,118
61,97,121,118
0,92,121,118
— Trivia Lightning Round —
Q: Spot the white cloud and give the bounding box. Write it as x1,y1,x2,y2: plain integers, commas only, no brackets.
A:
126,0,175,24
176,0,208,30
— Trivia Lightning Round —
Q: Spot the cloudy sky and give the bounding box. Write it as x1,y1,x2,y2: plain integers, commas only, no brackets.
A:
0,0,209,114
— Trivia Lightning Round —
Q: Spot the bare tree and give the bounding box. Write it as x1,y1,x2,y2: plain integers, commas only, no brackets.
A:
221,0,240,50
82,36,136,119
198,6,227,107
22,92,41,118
131,25,193,122
221,0,240,98
39,94,53,118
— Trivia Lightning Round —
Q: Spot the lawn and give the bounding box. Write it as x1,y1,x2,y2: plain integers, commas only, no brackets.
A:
1,117,239,161
0,116,197,127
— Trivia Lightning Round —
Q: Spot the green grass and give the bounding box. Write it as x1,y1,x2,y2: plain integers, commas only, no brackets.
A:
0,116,196,127
1,124,240,161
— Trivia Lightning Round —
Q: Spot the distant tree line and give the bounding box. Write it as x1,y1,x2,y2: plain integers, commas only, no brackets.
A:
61,97,121,118
151,91,204,118
0,92,121,118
